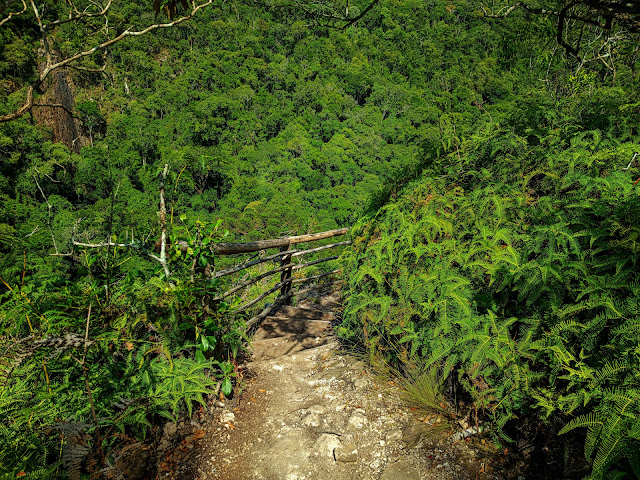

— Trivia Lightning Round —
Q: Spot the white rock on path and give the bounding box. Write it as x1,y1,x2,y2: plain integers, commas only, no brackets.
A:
314,433,341,459
347,412,367,430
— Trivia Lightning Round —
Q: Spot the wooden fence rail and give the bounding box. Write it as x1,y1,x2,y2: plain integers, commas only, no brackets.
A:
214,227,350,327
72,227,350,329
212,227,350,255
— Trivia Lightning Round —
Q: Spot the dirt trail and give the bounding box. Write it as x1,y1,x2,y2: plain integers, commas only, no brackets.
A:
191,291,482,480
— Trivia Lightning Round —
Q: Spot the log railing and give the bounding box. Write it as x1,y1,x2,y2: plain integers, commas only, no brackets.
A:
213,228,349,328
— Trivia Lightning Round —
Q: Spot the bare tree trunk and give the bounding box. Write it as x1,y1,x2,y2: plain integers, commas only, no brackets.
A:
31,67,87,152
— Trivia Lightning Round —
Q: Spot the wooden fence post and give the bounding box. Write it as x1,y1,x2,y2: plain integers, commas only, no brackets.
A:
279,244,293,304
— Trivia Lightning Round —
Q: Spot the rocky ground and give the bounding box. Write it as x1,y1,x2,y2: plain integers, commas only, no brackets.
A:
179,291,493,480
148,290,591,480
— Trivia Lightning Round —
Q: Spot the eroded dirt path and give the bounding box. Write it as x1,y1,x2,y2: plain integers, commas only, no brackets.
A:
192,292,481,480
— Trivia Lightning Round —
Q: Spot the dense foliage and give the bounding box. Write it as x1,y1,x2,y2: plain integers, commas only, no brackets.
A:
338,64,640,480
1,0,639,477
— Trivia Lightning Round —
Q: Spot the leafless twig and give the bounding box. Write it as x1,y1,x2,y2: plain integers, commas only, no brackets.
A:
32,172,59,254
0,0,213,123
0,0,26,26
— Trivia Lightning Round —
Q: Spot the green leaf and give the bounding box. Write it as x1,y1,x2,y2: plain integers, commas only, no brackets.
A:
220,361,234,374
195,349,206,363
221,377,232,397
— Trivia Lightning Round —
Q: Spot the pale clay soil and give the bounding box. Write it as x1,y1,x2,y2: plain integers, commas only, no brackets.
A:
186,291,490,480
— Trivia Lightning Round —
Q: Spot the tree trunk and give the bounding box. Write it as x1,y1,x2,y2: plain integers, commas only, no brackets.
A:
31,65,87,152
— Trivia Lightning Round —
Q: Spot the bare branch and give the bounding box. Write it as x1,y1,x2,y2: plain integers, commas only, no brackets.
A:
341,0,380,30
67,64,107,73
42,0,112,30
481,1,553,18
481,0,640,55
558,1,580,56
0,85,35,123
32,172,59,254
72,240,140,248
0,0,26,27
32,102,77,118
287,0,380,30
43,0,212,77
158,164,170,278
25,226,40,237
0,0,213,124
28,0,52,70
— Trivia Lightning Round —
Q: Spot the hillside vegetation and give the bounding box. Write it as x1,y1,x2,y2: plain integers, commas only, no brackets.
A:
0,0,639,477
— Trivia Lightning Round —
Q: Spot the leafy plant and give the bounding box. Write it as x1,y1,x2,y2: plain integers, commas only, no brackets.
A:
339,125,640,476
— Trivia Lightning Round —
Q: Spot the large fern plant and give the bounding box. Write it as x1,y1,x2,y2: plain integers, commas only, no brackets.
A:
338,123,640,477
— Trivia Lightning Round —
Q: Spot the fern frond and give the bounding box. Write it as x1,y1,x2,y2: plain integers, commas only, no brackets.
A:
49,420,92,480
589,361,631,389
559,412,603,435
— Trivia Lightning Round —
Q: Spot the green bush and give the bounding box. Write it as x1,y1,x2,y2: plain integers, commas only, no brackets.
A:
0,225,243,478
338,123,640,478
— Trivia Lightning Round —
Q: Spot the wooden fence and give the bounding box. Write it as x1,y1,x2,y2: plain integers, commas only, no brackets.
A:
212,228,350,328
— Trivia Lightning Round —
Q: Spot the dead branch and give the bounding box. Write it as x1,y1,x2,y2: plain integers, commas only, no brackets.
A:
341,0,379,29
72,240,141,248
288,0,380,30
157,164,170,278
42,0,112,30
32,102,78,118
215,255,339,300
0,0,213,124
32,172,59,255
481,0,640,55
67,64,107,73
0,0,26,26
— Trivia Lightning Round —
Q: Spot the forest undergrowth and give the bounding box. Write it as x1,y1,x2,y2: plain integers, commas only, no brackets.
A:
0,216,255,479
338,100,640,479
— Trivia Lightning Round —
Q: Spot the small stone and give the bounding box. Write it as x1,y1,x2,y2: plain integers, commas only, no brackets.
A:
380,460,422,480
334,442,358,463
314,433,341,459
219,411,235,424
347,412,368,430
402,422,432,447
354,377,370,389
302,413,321,428
386,428,403,442
308,405,326,415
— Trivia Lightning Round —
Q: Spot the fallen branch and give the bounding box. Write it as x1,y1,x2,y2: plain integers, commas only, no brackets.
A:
213,227,349,255
449,426,484,443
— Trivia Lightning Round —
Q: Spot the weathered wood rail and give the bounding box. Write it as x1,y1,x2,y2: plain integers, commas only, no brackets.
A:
213,228,350,328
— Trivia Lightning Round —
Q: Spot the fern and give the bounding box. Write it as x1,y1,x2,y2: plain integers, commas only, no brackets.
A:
150,357,218,420
339,129,640,479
